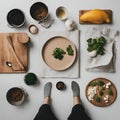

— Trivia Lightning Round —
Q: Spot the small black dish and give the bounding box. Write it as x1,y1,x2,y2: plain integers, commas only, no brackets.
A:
56,81,65,90
7,9,25,28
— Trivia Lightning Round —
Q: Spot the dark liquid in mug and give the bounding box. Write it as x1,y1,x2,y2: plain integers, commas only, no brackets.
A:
7,9,25,26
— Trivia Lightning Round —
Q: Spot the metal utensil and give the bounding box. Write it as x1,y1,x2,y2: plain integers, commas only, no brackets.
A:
6,61,12,67
40,19,55,28
6,61,15,71
6,61,22,71
7,36,25,70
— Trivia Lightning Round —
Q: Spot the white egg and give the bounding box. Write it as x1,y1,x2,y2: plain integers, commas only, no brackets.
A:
65,19,76,31
89,50,97,57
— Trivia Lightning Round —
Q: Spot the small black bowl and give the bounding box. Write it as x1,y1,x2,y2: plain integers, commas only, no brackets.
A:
30,2,48,21
56,81,65,90
7,9,25,28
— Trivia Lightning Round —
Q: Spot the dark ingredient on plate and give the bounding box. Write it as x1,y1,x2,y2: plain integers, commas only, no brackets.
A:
95,96,101,103
66,45,74,55
87,36,106,56
52,48,66,60
99,90,104,96
97,80,105,86
89,81,97,86
107,88,113,96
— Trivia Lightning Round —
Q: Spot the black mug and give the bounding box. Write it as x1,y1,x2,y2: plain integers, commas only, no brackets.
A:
7,9,25,28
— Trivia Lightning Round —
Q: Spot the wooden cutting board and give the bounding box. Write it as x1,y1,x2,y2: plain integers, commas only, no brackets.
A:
79,9,112,24
0,33,30,73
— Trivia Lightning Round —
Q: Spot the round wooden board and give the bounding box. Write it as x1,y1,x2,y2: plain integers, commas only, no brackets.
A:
42,36,76,71
85,78,117,107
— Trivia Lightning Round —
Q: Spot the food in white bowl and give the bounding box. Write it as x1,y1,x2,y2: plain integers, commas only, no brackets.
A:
56,6,68,20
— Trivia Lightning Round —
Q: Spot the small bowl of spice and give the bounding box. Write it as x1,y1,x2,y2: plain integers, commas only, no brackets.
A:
6,87,26,106
56,6,68,21
56,81,65,90
28,24,38,34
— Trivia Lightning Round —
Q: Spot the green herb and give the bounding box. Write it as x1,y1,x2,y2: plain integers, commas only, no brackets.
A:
95,96,101,103
87,36,106,56
99,90,104,96
100,86,105,91
107,88,113,96
52,48,66,60
89,81,97,86
24,73,37,85
97,80,105,86
66,45,74,56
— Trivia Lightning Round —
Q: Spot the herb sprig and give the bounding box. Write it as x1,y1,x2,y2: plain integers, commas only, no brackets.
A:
52,45,74,60
87,36,106,56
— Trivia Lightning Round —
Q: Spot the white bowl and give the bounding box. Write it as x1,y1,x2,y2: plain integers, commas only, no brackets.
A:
56,6,68,20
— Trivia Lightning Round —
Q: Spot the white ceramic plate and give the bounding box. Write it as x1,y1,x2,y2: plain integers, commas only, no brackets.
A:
42,36,76,71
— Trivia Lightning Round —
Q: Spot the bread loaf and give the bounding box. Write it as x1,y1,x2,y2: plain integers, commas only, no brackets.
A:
80,9,111,24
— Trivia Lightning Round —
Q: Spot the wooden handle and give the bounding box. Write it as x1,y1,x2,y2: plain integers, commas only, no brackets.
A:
18,33,30,44
7,36,25,70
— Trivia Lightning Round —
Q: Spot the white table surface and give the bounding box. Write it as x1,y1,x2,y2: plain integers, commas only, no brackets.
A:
0,0,120,120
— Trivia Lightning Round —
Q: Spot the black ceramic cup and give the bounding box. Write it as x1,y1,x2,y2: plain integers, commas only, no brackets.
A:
7,9,25,28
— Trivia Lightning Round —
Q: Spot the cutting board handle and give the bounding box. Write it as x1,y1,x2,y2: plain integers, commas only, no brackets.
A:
18,33,30,44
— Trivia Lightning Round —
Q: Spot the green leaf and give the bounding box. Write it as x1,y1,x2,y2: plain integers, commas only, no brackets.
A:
107,89,114,96
87,38,92,43
98,36,106,45
97,81,105,86
52,48,66,60
95,96,101,103
86,36,106,56
87,47,94,52
99,90,104,96
66,45,74,56
89,81,97,86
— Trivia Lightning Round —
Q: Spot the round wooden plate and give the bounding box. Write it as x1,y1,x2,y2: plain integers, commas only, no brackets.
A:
42,36,76,71
85,78,117,107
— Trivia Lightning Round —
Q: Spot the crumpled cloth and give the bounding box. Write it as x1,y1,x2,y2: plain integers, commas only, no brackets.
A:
85,27,119,72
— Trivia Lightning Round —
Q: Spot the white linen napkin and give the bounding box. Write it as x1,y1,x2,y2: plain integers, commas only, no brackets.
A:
85,27,119,72
38,30,80,78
